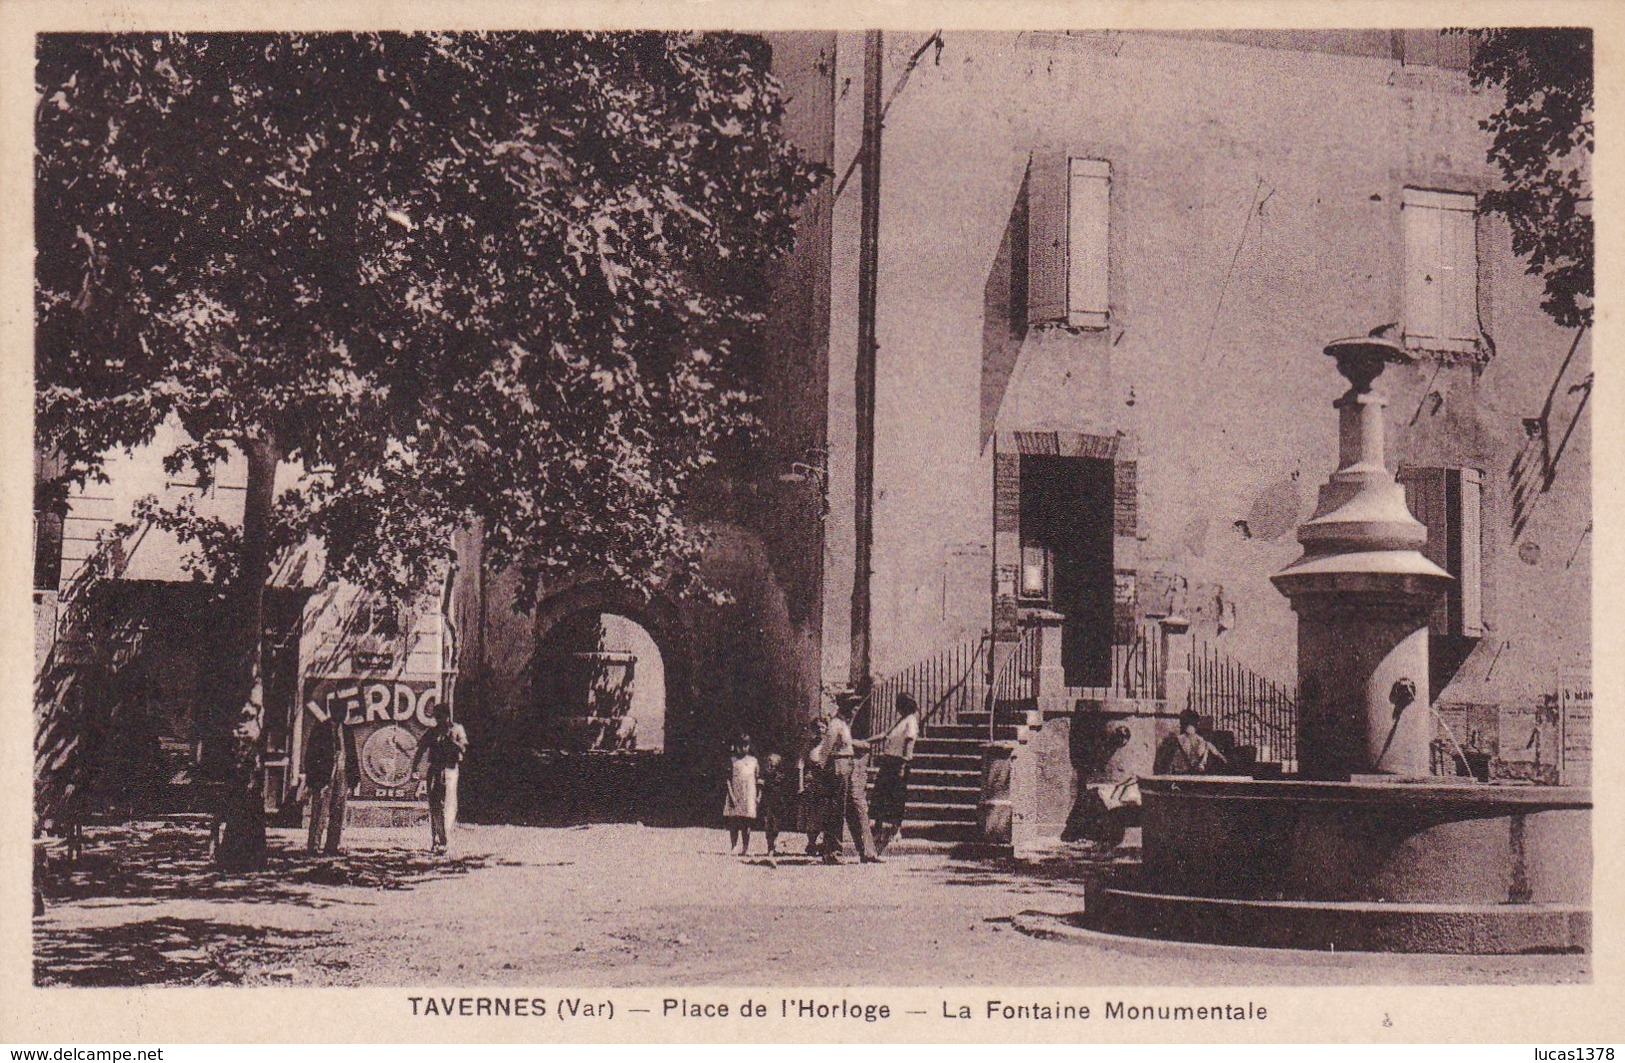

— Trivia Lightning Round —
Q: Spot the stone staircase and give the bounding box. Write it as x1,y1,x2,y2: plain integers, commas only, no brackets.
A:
877,711,1023,847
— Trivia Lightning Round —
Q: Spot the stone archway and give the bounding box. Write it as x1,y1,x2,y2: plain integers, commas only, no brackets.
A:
528,582,697,759
462,580,703,825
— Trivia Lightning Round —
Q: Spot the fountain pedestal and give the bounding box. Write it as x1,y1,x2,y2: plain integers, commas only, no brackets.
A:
1085,336,1591,954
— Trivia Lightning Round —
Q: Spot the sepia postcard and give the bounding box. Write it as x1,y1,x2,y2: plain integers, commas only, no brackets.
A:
3,0,1621,1046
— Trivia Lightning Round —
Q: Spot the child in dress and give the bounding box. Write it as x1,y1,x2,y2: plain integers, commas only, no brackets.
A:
723,733,761,856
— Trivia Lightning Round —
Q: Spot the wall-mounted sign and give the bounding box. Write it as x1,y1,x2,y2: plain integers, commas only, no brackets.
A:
302,677,441,800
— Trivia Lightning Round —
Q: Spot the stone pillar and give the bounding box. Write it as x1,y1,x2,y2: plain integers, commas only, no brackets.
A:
1272,335,1451,780
1026,609,1068,716
1156,614,1191,708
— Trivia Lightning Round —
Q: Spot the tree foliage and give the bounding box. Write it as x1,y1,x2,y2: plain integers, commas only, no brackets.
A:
36,32,821,867
38,31,821,605
1469,28,1593,329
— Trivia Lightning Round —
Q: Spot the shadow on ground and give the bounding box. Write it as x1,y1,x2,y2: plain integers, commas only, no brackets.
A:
39,821,500,907
923,848,1113,902
35,916,331,987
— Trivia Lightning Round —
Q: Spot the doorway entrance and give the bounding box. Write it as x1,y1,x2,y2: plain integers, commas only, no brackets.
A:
530,611,667,753
1019,454,1115,687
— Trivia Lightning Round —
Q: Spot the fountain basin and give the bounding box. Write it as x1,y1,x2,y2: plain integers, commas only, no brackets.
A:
1088,776,1590,954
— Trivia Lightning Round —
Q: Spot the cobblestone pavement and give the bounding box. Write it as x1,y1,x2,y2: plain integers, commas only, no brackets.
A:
33,820,1588,987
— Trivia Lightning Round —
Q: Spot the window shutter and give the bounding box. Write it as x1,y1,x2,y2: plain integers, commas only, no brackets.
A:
1026,152,1069,326
1404,189,1478,351
1454,468,1484,637
1113,459,1138,538
1444,205,1478,344
1399,466,1450,632
1404,195,1444,346
994,452,1022,534
1067,158,1110,329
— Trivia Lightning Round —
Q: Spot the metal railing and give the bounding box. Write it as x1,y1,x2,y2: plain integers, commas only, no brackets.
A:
865,633,991,739
1111,620,1165,700
985,626,1039,738
34,530,146,836
1187,640,1297,769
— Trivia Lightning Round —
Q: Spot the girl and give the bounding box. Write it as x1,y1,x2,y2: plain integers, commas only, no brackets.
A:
723,733,761,855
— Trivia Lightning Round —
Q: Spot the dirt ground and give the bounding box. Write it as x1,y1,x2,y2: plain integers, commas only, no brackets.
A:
33,820,1588,987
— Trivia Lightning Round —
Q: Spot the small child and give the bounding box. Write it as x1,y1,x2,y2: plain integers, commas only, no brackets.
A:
723,733,761,856
759,753,791,860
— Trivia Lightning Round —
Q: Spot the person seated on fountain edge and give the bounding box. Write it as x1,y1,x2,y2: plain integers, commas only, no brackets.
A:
1155,709,1229,776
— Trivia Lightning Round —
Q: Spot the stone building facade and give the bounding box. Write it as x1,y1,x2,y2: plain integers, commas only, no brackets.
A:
34,31,1592,829
818,30,1591,793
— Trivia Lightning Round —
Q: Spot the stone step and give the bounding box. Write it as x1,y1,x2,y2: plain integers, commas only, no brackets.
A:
900,785,981,806
916,737,988,754
895,821,980,843
958,711,1031,727
925,724,1018,741
910,753,984,772
904,801,979,823
907,768,982,788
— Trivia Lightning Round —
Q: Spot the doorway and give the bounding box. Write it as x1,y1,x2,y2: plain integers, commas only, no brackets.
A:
1019,454,1115,687
530,611,667,753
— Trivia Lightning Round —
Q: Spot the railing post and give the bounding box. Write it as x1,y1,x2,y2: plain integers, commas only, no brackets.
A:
1023,609,1067,717
1157,615,1191,711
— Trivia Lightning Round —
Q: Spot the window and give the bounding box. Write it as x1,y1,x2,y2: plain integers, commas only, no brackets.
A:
1028,155,1110,329
1397,29,1472,71
1019,541,1050,600
357,597,404,639
1403,188,1480,354
1398,466,1484,638
33,511,64,592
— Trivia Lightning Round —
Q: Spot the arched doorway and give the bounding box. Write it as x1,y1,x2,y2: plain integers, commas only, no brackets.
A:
528,611,667,753
465,580,698,825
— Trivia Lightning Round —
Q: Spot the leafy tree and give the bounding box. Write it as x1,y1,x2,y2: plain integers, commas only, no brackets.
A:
1469,28,1593,329
36,32,820,869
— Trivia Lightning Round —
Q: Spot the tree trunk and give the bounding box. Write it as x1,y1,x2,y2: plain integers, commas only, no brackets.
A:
212,432,278,871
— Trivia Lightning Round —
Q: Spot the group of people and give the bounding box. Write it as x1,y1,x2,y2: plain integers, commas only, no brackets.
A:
724,690,920,865
301,703,467,857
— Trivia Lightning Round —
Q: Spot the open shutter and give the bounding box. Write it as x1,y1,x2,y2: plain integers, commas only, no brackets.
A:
1026,152,1069,326
1454,468,1484,637
1404,193,1444,346
1444,203,1479,345
1067,158,1111,329
1113,459,1138,539
1399,466,1450,632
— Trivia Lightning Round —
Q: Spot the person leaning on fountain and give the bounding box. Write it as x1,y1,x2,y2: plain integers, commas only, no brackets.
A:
1154,709,1228,775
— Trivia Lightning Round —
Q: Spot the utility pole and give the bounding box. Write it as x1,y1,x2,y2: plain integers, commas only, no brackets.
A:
849,30,883,698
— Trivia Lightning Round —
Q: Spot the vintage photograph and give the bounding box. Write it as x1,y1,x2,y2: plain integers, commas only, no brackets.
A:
30,26,1593,991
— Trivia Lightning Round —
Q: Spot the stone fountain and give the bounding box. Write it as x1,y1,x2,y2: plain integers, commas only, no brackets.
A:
1085,335,1591,953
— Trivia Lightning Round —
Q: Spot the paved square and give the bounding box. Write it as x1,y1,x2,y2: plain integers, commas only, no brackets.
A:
34,821,1588,987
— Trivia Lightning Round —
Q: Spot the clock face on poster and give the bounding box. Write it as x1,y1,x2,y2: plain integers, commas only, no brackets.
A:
361,724,418,789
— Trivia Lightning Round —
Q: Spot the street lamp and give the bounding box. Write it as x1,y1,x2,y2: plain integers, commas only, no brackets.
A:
777,451,829,517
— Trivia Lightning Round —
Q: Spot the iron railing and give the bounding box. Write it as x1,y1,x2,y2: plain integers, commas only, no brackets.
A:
1187,640,1297,769
34,530,146,836
1111,620,1165,700
865,633,991,739
985,626,1039,738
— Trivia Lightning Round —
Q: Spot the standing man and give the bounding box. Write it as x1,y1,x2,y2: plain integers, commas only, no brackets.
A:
870,692,920,853
303,712,348,855
413,703,468,856
819,691,881,864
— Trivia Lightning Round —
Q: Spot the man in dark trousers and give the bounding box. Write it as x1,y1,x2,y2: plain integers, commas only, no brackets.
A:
819,691,881,864
413,704,468,856
303,712,349,854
